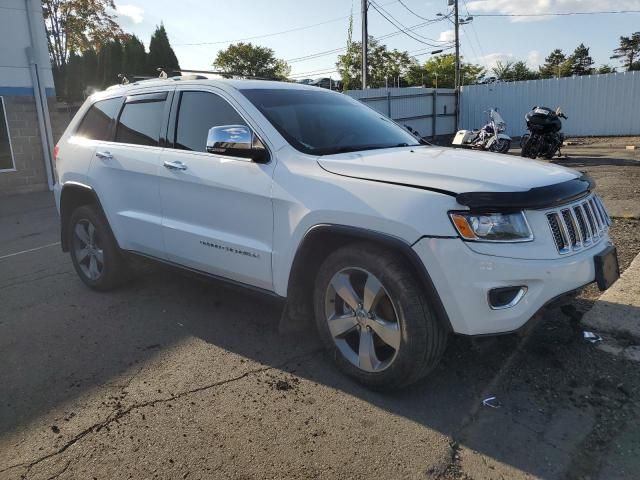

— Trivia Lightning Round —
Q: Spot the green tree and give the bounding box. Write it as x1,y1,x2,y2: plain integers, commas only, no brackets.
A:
147,24,180,75
421,54,484,88
339,10,355,91
213,42,289,79
96,38,123,86
596,64,616,74
539,49,572,78
123,34,147,76
64,50,85,100
611,32,640,71
569,43,594,75
42,0,123,69
337,37,427,88
493,60,539,81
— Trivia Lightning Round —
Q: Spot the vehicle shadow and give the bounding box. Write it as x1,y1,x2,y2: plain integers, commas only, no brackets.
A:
5,256,634,478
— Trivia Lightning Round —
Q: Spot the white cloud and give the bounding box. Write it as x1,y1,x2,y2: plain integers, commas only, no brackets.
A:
465,0,640,22
527,50,542,67
115,3,144,24
438,29,455,42
478,52,515,69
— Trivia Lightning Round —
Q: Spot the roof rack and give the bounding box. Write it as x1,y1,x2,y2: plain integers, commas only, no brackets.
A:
174,69,283,81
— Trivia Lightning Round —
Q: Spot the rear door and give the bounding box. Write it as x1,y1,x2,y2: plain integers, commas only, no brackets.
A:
158,88,275,290
89,90,173,258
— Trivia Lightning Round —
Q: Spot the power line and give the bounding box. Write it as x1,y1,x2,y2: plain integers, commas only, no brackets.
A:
289,46,453,78
285,17,452,64
369,0,451,46
173,0,402,46
471,10,640,17
397,0,438,21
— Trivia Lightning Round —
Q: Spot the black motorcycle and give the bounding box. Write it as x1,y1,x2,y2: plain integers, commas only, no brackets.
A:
520,106,568,159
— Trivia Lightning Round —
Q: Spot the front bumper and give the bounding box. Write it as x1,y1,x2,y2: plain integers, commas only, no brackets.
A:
413,237,612,335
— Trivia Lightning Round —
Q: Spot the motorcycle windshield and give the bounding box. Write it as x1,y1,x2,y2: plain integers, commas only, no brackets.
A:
491,109,506,125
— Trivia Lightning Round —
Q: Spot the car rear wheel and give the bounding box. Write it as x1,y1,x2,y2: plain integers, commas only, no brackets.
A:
313,243,448,390
68,205,127,291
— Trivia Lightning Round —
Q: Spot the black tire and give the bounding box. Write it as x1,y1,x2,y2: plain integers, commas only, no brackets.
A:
68,204,127,291
313,242,448,390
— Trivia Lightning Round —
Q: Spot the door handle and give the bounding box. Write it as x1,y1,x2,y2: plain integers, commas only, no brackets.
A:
163,160,188,171
95,151,113,160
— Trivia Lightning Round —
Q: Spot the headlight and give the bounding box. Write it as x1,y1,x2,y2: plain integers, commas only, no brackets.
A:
449,211,533,242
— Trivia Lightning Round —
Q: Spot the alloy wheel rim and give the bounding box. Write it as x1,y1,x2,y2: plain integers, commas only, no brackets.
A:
73,220,104,281
324,267,401,373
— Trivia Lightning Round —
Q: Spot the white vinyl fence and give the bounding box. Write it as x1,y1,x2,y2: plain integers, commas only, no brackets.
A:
460,71,640,137
345,87,457,138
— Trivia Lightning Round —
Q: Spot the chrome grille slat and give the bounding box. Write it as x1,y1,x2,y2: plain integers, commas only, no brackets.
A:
545,194,609,255
569,208,584,246
590,198,604,228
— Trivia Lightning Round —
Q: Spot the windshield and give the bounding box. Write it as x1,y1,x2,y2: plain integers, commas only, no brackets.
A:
240,88,421,155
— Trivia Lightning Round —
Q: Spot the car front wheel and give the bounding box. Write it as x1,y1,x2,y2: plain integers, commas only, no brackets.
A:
313,243,448,390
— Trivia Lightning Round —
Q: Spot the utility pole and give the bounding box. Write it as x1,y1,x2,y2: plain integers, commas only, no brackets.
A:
361,0,368,89
453,0,460,129
454,0,460,90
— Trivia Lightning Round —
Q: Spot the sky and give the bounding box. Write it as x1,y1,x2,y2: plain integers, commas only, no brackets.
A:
111,0,640,79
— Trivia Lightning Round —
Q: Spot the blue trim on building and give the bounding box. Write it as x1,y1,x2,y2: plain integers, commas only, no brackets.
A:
0,86,56,97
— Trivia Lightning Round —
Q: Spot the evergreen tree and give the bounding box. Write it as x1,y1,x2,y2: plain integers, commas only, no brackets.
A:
123,34,147,76
611,32,640,71
82,48,99,89
65,51,84,100
96,39,123,87
596,64,616,74
147,24,180,75
539,49,572,78
570,43,594,75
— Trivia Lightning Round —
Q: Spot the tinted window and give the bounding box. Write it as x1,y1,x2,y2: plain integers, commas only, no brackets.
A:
115,100,165,146
0,97,14,170
76,97,121,141
241,88,420,155
175,91,246,152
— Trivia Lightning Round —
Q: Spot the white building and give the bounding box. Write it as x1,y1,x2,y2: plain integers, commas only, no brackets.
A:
0,0,56,195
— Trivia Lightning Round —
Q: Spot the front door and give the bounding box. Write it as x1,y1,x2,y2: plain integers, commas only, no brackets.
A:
158,89,275,291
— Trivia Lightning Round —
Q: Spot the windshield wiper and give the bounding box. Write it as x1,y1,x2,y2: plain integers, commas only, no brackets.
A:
318,143,419,155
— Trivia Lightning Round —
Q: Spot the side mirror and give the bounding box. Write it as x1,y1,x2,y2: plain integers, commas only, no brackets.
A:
206,125,268,163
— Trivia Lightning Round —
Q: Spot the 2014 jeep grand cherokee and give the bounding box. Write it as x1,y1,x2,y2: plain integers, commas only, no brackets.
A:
54,78,619,389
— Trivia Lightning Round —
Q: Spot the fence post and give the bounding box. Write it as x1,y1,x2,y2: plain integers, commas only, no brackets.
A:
431,88,437,141
387,90,391,118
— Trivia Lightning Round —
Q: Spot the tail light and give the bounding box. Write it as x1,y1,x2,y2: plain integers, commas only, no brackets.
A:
53,144,60,161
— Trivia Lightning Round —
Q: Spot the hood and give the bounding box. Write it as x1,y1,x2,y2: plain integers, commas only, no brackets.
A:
317,146,580,196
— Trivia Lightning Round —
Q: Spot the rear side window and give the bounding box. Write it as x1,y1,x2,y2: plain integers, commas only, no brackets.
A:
75,97,121,141
175,91,246,152
115,95,166,147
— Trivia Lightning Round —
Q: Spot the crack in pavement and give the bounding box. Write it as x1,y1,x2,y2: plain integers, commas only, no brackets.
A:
0,349,322,478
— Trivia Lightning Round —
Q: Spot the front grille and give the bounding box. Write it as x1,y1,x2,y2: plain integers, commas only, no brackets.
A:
546,194,611,254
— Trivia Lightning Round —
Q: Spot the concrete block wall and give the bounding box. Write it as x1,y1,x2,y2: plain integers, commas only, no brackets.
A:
0,95,49,196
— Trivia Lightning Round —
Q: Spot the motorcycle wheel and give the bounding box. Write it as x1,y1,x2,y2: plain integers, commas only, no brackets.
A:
521,135,538,159
519,134,530,148
498,139,511,154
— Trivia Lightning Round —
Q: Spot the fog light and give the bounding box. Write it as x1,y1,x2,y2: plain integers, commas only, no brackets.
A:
488,286,527,310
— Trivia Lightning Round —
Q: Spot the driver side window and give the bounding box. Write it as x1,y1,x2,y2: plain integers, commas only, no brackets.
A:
174,91,247,153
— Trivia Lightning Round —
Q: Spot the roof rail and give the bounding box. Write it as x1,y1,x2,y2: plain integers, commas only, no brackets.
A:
174,69,282,81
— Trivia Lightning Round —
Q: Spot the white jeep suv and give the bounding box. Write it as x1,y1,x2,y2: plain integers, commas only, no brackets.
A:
54,78,619,389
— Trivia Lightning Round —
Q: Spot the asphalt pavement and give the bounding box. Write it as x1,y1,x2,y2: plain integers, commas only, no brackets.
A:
1,162,639,479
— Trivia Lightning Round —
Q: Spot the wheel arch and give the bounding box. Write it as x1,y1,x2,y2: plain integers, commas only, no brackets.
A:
59,182,111,252
280,224,453,334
